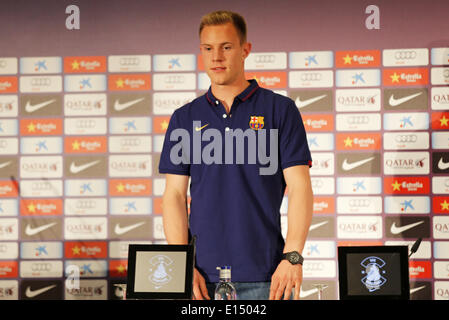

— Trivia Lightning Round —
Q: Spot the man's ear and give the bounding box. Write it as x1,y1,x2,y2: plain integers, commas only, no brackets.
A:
242,42,252,59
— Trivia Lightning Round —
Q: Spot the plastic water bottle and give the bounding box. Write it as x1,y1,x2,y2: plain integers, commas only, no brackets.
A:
214,266,237,300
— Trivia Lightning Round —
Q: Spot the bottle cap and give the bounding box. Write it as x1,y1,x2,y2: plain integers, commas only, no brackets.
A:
216,266,231,279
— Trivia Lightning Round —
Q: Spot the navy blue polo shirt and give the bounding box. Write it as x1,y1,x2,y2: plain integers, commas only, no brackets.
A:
159,79,312,282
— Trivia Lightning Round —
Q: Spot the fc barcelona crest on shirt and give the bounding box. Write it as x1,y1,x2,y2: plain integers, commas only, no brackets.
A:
249,116,264,130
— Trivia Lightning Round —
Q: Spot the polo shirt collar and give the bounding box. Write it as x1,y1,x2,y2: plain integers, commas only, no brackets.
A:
206,79,260,106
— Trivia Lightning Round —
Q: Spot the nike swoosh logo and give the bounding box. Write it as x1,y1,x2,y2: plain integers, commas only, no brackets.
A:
295,94,327,109
342,157,375,171
309,221,328,231
438,158,449,170
299,287,318,298
25,222,57,236
25,99,56,113
389,92,422,107
25,285,57,298
69,160,100,174
195,124,209,132
0,161,11,169
114,222,146,235
410,285,426,295
390,221,424,235
113,97,145,111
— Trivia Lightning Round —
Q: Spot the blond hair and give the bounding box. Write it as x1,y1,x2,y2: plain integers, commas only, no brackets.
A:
199,10,247,44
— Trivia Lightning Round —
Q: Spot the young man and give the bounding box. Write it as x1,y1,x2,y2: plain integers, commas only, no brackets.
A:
159,10,313,300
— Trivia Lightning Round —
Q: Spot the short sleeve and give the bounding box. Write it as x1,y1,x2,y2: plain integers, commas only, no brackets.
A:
278,101,312,170
158,110,191,176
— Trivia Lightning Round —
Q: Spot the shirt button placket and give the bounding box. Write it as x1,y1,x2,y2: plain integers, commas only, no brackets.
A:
216,100,231,132
224,109,231,132
225,109,230,131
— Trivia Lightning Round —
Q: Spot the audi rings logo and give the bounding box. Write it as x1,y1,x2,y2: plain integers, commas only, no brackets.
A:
394,50,417,60
164,75,185,84
120,138,141,147
31,263,53,272
254,55,276,64
394,134,417,143
349,199,371,207
31,78,51,87
119,57,140,66
347,116,370,125
76,119,96,129
301,73,322,82
31,181,52,191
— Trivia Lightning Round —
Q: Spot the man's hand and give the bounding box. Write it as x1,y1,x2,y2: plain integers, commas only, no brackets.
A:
269,260,303,300
192,268,210,300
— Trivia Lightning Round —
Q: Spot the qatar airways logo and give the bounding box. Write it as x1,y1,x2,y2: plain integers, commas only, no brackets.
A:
337,216,382,239
169,121,279,175
432,87,449,109
337,95,376,106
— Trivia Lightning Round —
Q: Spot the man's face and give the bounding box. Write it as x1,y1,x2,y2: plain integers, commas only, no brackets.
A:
200,22,251,87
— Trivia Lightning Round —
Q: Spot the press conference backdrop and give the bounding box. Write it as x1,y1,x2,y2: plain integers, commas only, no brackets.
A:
0,0,448,300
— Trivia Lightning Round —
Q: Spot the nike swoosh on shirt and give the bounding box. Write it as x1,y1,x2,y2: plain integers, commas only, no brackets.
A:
114,222,146,235
25,99,56,113
389,92,422,107
69,160,100,174
309,221,328,231
342,157,375,171
438,157,449,170
295,94,327,109
25,222,57,236
0,161,11,169
25,285,57,298
195,124,209,131
113,97,145,111
390,221,424,235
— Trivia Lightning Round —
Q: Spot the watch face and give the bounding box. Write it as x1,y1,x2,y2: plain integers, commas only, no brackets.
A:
288,252,300,263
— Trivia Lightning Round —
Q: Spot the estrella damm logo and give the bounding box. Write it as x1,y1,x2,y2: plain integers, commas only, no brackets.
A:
249,116,264,130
